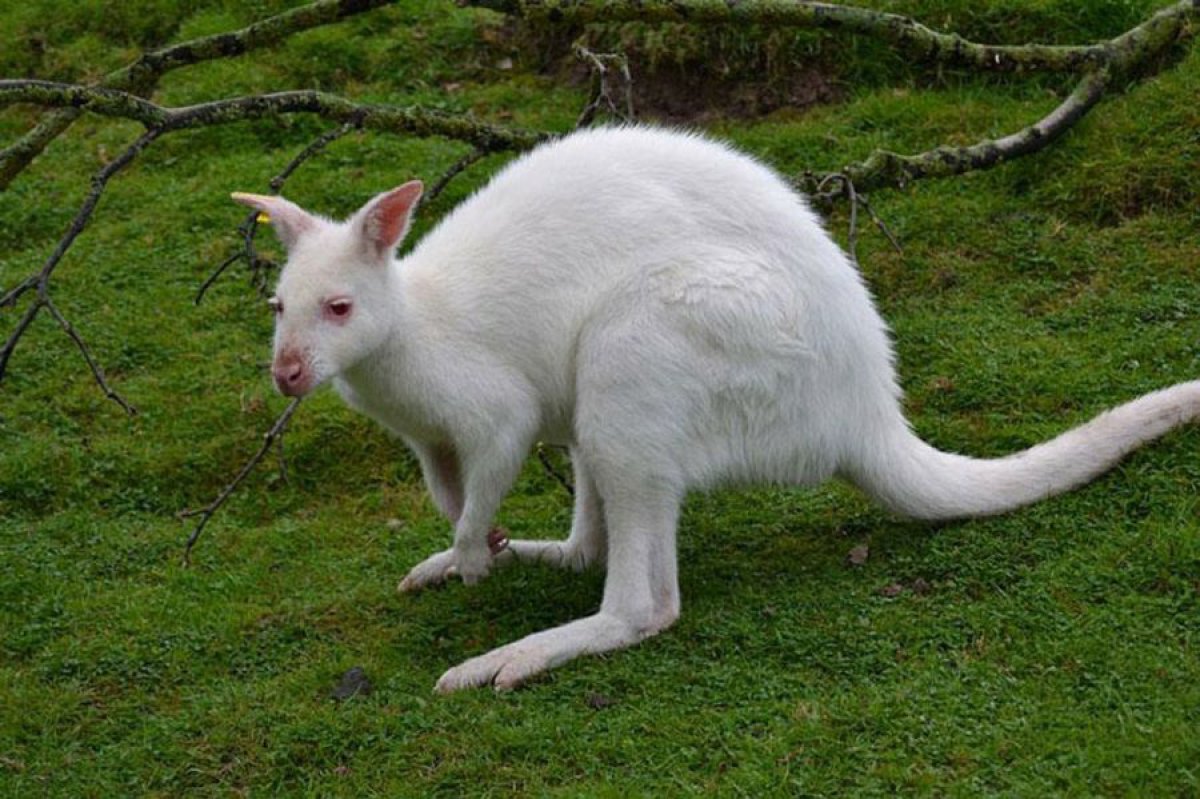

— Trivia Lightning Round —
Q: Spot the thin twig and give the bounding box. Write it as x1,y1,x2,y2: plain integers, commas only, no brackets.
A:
817,173,860,262
193,252,242,306
242,213,274,297
424,147,488,205
44,299,137,415
535,443,575,496
180,397,302,565
819,174,859,260
574,45,635,128
43,128,162,280
0,276,37,309
269,120,359,192
860,195,903,255
812,173,902,264
0,300,42,383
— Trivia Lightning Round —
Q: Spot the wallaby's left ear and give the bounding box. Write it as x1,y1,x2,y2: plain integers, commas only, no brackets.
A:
356,180,424,262
230,192,316,251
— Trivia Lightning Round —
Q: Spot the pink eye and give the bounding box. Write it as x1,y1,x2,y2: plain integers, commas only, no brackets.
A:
324,298,353,321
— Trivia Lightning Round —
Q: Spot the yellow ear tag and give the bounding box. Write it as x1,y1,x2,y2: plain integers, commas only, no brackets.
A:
256,212,271,224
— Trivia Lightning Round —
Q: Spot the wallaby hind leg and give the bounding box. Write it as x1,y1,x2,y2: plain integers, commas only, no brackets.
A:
435,476,681,692
410,441,463,523
493,448,607,572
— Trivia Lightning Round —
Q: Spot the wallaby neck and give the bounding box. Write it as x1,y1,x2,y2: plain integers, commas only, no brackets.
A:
330,270,439,440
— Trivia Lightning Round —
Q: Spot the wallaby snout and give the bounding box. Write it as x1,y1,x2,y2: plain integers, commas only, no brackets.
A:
272,350,310,396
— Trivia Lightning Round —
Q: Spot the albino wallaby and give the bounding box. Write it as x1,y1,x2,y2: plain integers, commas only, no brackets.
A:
232,126,1200,693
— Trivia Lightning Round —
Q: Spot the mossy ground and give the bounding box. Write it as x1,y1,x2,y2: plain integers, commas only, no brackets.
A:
1,0,1198,794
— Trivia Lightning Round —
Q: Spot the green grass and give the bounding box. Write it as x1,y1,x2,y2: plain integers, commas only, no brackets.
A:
2,0,1199,795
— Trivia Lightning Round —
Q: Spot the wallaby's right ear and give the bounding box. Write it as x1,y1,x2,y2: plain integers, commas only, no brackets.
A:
355,180,424,263
230,192,316,251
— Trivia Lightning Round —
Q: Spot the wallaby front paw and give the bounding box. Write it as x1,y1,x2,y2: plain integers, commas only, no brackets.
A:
398,542,493,592
398,549,456,592
453,543,492,586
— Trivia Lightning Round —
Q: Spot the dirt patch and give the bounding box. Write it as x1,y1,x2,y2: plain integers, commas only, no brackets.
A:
564,57,842,124
498,18,843,124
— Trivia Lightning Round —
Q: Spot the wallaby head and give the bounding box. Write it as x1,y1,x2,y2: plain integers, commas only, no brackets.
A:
230,181,424,397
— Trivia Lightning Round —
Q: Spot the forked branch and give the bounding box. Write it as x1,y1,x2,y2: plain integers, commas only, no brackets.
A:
0,127,160,412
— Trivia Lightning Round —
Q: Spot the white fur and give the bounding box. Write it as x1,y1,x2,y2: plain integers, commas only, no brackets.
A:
241,127,1200,692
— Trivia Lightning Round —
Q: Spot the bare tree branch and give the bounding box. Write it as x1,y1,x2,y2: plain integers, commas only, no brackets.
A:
0,276,37,309
271,122,359,192
795,68,1105,259
0,300,42,385
194,252,245,307
536,443,575,496
180,397,302,565
0,0,395,190
471,0,1196,75
800,67,1110,198
810,173,903,264
0,81,548,153
424,147,489,205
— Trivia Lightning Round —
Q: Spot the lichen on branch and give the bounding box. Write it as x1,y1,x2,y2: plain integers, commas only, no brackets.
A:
0,81,547,153
802,67,1111,199
469,0,1197,75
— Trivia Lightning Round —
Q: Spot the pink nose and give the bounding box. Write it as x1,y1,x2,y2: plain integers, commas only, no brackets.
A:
272,356,308,396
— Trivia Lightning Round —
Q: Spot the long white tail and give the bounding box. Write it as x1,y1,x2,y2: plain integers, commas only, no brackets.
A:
850,380,1200,521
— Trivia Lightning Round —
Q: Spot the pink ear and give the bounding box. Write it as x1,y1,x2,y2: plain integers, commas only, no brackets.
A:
230,192,315,250
358,181,424,260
